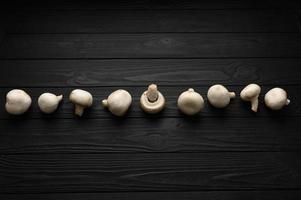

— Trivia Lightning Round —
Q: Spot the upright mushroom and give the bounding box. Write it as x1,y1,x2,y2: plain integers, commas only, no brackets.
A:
69,89,93,116
264,87,290,110
207,84,235,108
177,88,204,115
240,84,261,112
38,93,63,114
5,89,32,115
140,84,165,114
102,89,132,116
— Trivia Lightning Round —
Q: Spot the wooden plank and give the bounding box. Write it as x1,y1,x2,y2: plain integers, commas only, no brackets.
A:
1,59,301,87
0,10,6,45
6,10,299,33
296,10,301,33
0,152,301,193
1,191,301,200
0,30,4,46
2,0,301,10
0,86,299,119
1,34,301,59
0,117,301,154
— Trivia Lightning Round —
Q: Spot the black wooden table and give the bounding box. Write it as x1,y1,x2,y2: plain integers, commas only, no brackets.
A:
1,1,301,199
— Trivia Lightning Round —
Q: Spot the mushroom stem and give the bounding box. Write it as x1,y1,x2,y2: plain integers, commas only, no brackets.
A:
251,97,259,112
102,99,108,107
229,92,236,99
286,99,291,105
57,95,63,102
75,105,84,116
146,84,158,102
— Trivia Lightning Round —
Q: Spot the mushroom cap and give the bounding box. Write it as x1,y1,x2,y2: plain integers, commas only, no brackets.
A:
177,88,204,115
264,87,289,110
140,90,165,114
5,89,32,115
38,93,63,114
69,89,93,107
207,84,231,108
103,89,132,116
240,84,261,101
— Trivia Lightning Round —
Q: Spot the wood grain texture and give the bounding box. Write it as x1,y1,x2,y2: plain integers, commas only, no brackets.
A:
0,11,5,45
3,0,301,10
0,30,4,46
0,117,301,154
6,10,298,33
1,34,301,59
1,1,301,198
0,152,301,193
2,191,301,200
295,10,301,33
1,59,301,87
0,86,299,119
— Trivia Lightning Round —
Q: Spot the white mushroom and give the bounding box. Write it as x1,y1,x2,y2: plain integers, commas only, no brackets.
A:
140,84,165,114
207,84,235,108
38,93,63,114
264,87,290,110
69,89,93,116
102,89,132,116
240,84,261,112
177,88,204,115
5,89,32,115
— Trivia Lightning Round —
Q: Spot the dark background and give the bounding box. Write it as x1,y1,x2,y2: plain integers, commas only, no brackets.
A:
1,0,301,199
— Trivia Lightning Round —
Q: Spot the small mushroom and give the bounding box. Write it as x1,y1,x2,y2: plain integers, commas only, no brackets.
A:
5,89,32,115
38,93,63,114
240,84,261,112
207,84,235,108
102,89,132,116
264,87,290,110
177,88,204,115
140,84,165,114
69,89,93,116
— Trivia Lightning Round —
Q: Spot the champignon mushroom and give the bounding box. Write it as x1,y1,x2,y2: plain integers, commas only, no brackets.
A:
207,84,235,108
38,93,63,114
5,89,32,115
177,88,204,115
140,84,165,114
264,87,290,110
240,84,261,112
102,89,132,116
69,89,93,116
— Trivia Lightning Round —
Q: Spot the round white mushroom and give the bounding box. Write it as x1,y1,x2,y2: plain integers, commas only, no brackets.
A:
177,88,204,115
38,93,63,114
207,84,235,108
140,84,165,114
240,83,261,112
69,89,93,116
102,89,132,116
264,87,290,110
5,89,32,115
